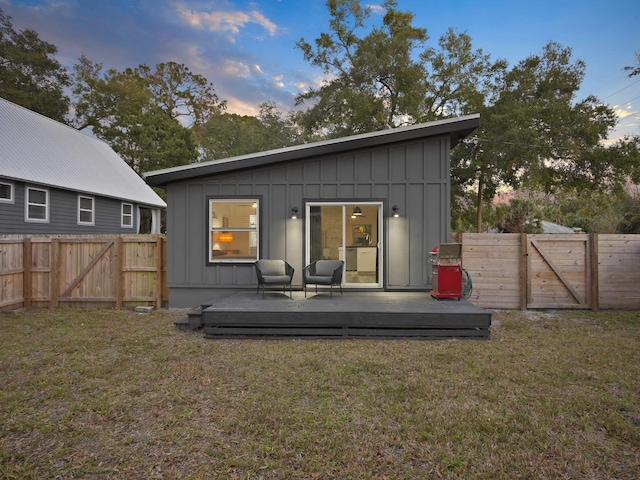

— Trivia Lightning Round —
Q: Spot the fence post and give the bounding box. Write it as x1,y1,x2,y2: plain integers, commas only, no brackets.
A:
50,238,60,309
115,236,124,309
23,237,32,308
591,234,599,311
156,236,163,309
520,233,528,310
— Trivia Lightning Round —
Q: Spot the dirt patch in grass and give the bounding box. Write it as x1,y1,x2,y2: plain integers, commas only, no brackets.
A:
1,308,639,479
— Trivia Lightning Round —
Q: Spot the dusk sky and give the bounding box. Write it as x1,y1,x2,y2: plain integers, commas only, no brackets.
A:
2,0,639,140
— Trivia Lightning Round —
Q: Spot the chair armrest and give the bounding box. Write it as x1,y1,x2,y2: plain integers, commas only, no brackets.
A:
285,261,295,278
331,263,344,283
254,263,264,283
303,261,316,279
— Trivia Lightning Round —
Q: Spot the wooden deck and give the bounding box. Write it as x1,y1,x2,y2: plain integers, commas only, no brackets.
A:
180,290,491,339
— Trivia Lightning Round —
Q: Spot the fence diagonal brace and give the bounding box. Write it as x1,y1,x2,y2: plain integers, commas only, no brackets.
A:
530,238,583,305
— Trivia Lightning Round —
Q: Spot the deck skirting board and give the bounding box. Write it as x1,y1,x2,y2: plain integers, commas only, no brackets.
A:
200,291,491,339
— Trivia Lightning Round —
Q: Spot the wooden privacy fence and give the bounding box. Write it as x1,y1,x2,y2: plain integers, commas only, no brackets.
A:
458,233,640,310
0,235,166,311
1,233,639,311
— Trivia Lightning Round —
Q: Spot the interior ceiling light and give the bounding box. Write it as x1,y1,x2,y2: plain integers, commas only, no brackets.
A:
352,206,364,217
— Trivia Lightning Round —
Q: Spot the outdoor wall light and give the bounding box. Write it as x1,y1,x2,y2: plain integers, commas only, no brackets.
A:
392,205,400,217
290,207,299,219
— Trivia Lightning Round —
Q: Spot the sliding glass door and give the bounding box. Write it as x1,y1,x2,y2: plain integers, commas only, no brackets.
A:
306,202,382,288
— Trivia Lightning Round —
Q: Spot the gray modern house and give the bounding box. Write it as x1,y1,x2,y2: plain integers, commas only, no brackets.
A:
145,114,480,308
0,98,166,235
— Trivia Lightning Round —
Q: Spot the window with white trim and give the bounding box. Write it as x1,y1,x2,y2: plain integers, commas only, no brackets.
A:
25,186,49,222
0,181,13,203
208,199,259,262
78,195,94,225
121,203,134,228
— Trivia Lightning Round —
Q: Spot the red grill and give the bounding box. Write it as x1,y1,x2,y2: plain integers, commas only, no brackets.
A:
429,243,462,300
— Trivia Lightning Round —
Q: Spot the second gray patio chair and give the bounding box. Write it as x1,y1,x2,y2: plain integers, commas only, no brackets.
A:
303,260,344,298
255,259,294,298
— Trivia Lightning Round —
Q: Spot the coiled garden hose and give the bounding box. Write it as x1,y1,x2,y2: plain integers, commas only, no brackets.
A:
461,268,472,299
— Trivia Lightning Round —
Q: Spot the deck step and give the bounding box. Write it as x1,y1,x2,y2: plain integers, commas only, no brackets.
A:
174,303,211,331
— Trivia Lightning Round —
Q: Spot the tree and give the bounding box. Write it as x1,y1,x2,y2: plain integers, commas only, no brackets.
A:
256,101,302,148
419,28,501,120
197,112,264,160
0,8,70,121
493,198,543,233
624,49,640,78
72,56,200,173
135,62,226,128
72,57,225,132
616,195,640,234
72,55,152,131
295,0,428,137
197,102,301,161
100,105,198,174
294,0,498,139
452,42,639,232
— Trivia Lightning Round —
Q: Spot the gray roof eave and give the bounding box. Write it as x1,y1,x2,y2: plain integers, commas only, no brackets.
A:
0,175,166,209
144,114,480,187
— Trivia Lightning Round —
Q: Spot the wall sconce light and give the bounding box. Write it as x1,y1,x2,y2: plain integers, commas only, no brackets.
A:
392,205,400,217
290,207,299,219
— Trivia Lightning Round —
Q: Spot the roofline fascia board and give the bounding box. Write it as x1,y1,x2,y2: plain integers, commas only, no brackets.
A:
0,175,167,208
144,114,480,187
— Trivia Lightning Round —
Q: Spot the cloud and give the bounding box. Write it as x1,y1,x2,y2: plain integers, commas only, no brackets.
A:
613,104,635,120
222,59,252,78
366,4,385,15
174,3,278,40
225,97,260,116
272,74,285,88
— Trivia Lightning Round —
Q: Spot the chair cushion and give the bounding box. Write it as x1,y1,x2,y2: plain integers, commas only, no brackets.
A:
305,275,333,285
315,260,342,276
257,260,286,276
262,275,292,285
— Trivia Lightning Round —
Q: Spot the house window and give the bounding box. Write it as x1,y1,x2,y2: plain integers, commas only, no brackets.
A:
121,203,134,228
25,186,49,222
78,195,94,225
0,181,13,203
209,199,259,262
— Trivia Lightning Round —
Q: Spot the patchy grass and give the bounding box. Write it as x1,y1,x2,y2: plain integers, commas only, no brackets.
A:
1,308,639,479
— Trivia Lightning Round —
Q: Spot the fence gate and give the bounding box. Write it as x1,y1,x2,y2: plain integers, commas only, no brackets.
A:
526,234,592,309
52,238,117,308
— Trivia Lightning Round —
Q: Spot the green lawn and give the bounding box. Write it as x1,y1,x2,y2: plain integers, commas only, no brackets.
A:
1,308,639,479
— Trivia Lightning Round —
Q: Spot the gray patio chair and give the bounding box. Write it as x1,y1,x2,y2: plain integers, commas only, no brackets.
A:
255,259,294,298
303,260,344,298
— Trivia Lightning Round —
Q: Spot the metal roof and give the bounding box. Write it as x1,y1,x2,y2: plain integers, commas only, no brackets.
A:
0,98,166,208
144,114,480,187
541,220,576,234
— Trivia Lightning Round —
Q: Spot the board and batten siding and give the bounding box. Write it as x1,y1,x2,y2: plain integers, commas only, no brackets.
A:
0,179,138,235
166,136,451,307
